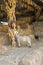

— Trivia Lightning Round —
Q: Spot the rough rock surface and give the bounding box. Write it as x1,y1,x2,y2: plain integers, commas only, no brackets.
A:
33,21,43,37
0,40,43,65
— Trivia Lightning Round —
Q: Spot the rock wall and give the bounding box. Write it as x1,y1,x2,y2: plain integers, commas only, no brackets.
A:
16,17,34,36
0,32,10,45
0,25,8,33
33,21,43,37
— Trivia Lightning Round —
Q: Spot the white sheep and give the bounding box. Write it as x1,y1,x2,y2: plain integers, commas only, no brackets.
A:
14,31,31,48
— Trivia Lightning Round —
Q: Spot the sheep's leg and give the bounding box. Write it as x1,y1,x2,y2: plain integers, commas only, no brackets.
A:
28,41,31,48
18,41,21,48
29,42,31,48
29,44,31,48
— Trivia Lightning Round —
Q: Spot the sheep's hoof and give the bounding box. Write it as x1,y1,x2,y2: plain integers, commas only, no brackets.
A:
29,46,31,48
18,46,20,48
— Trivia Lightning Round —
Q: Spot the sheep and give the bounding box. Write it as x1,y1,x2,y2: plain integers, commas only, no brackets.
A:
14,31,31,48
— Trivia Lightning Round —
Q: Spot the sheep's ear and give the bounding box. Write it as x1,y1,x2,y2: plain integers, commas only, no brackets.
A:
14,31,16,34
14,31,18,34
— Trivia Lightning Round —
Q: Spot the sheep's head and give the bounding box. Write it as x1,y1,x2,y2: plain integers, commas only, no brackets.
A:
14,31,18,35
